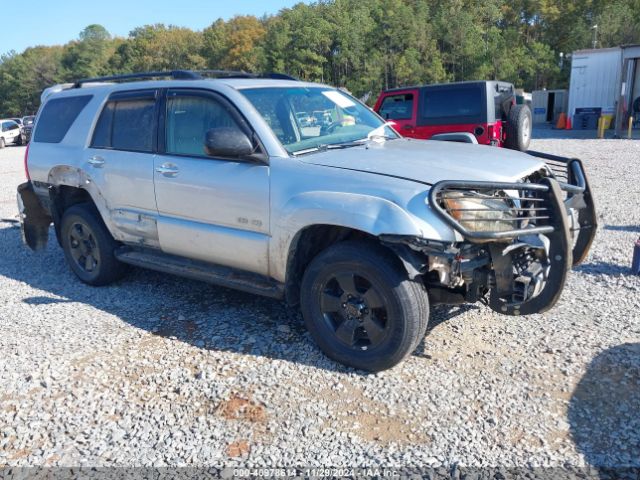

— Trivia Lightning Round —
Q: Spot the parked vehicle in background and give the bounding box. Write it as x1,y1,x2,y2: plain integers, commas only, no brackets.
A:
22,116,35,143
9,118,27,145
17,71,596,371
0,119,22,148
374,81,533,151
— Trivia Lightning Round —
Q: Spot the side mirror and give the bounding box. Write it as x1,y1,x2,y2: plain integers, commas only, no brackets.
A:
205,127,254,159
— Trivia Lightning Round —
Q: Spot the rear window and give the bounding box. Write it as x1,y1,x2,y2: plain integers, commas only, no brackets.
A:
419,86,484,125
34,95,92,143
378,93,414,120
91,96,156,152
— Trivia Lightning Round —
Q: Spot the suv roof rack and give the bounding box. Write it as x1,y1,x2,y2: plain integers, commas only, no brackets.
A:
73,70,298,88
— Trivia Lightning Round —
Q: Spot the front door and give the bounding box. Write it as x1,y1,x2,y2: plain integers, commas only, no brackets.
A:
153,89,270,275
375,89,419,137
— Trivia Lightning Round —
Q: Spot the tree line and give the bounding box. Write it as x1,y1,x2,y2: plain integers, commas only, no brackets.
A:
1,0,639,116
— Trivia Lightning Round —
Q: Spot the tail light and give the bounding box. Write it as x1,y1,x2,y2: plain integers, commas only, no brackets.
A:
24,143,30,180
488,124,498,139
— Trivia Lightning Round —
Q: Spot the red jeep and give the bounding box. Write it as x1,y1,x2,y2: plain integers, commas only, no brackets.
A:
373,81,532,151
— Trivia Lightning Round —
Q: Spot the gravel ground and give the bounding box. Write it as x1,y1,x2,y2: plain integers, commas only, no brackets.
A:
0,139,638,470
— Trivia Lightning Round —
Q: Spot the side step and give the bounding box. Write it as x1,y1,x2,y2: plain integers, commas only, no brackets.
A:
115,247,284,299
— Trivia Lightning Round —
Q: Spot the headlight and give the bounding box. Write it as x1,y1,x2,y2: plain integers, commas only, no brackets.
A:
442,192,517,232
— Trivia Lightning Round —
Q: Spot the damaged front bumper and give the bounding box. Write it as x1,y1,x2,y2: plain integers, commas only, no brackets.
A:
387,154,597,316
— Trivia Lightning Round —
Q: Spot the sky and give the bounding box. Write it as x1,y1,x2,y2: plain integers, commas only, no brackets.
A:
0,0,308,56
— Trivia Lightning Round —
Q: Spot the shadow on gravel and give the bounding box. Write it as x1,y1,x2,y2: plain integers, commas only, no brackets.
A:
574,261,633,277
22,296,74,305
0,225,466,373
604,224,640,233
568,343,640,468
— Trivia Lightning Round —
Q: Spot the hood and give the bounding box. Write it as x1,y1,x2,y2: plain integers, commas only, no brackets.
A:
299,138,545,185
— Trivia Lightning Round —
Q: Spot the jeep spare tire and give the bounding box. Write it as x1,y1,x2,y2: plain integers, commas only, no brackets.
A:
505,104,532,151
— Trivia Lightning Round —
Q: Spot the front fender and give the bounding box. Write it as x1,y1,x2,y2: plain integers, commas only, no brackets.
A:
269,190,451,282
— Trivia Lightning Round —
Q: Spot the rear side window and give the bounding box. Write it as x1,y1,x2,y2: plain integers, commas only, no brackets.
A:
418,86,484,125
91,93,156,152
378,93,414,120
33,95,92,143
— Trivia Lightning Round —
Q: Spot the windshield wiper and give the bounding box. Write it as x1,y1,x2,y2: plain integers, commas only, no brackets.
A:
291,140,367,156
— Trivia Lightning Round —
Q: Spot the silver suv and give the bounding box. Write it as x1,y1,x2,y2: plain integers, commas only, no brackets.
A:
17,71,597,371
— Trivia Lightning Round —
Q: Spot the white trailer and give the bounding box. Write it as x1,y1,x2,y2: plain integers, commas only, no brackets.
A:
568,47,622,119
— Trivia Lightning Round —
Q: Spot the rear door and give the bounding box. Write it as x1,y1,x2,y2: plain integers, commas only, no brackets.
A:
153,88,270,275
374,89,420,137
86,89,160,242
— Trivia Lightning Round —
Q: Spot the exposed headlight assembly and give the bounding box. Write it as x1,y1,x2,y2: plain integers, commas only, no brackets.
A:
442,191,517,233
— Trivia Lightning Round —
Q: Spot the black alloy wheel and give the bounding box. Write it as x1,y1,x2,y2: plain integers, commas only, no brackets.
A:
319,271,390,350
300,241,429,372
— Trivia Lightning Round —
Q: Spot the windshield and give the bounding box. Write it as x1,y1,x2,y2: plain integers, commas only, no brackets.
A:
240,87,397,154
23,116,34,125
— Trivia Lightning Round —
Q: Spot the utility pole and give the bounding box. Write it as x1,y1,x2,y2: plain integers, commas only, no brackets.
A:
591,24,598,49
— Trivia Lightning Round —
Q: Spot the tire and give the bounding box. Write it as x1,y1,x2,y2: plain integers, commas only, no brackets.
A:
0,137,5,149
300,241,429,372
60,203,128,286
16,135,23,146
504,104,532,151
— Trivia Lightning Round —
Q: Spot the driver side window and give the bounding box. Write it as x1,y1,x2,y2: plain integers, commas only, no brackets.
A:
166,92,241,157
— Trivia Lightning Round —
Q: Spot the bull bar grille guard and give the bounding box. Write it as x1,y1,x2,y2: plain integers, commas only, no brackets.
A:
428,152,597,267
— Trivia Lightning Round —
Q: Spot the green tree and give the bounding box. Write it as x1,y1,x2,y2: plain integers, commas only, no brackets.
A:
202,16,266,71
111,24,206,72
0,46,64,115
61,25,114,79
3,0,640,116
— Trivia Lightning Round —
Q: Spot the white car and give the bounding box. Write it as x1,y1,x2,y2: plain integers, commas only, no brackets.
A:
0,119,22,148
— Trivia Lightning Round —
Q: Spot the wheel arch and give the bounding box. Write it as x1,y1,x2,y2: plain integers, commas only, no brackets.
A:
282,224,409,306
46,165,114,243
271,190,431,290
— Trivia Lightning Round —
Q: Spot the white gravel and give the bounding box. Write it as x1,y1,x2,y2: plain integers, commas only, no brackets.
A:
0,139,638,470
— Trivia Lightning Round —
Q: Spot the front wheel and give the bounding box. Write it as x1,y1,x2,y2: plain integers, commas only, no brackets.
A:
60,203,128,286
300,241,429,372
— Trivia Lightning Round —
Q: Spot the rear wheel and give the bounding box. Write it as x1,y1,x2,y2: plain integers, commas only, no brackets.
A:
60,204,128,286
300,241,429,372
504,104,532,151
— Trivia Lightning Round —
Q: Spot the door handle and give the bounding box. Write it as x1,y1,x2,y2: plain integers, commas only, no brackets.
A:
402,124,415,130
88,155,105,167
155,163,179,177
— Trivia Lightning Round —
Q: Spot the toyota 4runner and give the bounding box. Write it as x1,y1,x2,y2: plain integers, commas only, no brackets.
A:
17,71,596,371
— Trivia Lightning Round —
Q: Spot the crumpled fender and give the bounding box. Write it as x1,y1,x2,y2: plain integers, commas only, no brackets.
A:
46,165,119,237
269,190,444,282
